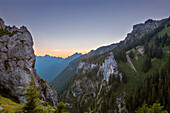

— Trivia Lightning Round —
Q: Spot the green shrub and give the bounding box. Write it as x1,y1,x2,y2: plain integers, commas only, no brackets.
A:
135,102,168,113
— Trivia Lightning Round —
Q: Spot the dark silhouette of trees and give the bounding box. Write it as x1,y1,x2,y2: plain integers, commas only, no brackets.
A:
114,49,127,62
129,51,135,59
143,56,152,73
122,72,128,83
126,57,170,112
156,47,163,59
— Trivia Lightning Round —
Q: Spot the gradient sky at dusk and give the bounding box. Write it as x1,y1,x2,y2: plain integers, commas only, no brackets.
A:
0,0,170,58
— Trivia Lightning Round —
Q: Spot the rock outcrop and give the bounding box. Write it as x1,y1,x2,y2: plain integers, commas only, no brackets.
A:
125,19,158,41
65,52,123,111
0,18,58,106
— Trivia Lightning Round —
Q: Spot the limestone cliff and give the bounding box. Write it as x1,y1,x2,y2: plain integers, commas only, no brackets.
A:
65,52,124,112
125,19,159,41
0,18,58,106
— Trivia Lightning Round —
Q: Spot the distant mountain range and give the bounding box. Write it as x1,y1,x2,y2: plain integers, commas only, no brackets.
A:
50,43,117,93
35,53,82,82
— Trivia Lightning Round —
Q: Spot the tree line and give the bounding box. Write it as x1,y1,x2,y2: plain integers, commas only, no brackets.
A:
126,57,170,112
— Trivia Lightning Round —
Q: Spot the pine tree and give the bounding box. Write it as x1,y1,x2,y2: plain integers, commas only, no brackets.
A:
117,49,127,62
135,102,168,113
144,43,149,54
122,72,128,83
163,33,168,44
129,51,135,59
155,35,160,47
166,37,170,46
151,87,157,103
135,103,149,113
117,75,120,83
24,75,40,112
151,45,156,58
143,56,152,73
156,47,163,59
55,102,67,113
109,74,115,85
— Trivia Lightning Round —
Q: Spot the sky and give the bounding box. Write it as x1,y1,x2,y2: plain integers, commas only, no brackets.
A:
0,0,170,58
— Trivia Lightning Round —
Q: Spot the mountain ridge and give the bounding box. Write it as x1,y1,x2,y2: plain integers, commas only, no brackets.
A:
35,52,82,82
50,18,162,94
50,17,170,112
50,43,117,96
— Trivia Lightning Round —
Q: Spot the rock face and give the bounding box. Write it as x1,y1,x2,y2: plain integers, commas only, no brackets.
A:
125,19,158,41
99,52,122,83
0,18,58,106
65,52,123,111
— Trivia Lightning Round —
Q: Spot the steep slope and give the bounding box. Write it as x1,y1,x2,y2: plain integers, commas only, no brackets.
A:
124,19,159,41
50,18,161,96
0,18,58,106
50,43,117,95
53,17,170,112
0,95,18,112
35,53,82,82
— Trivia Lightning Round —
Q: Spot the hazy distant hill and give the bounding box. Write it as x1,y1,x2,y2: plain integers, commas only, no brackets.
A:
35,53,82,82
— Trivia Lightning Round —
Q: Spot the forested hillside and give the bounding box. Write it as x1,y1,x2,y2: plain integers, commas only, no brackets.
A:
52,17,170,113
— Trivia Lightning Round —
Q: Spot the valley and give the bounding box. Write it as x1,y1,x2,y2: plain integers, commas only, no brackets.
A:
35,53,82,82
0,16,170,113
50,17,170,113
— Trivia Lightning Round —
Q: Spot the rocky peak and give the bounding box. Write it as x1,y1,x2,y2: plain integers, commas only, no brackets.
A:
10,25,18,32
0,18,5,29
0,18,58,106
125,19,158,41
19,26,28,32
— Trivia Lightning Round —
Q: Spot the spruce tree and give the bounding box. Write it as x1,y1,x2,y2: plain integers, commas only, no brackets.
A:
155,35,160,47
151,87,157,103
135,102,168,113
24,75,40,112
144,43,149,54
55,102,67,113
163,33,168,44
151,45,156,58
166,37,170,46
143,56,152,73
122,72,128,83
129,51,135,59
156,47,163,59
